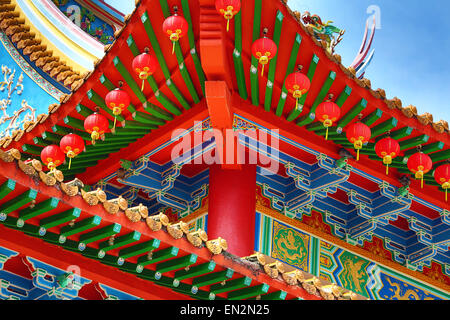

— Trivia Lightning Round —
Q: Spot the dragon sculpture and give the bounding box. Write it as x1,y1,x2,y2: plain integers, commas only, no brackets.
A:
301,11,345,54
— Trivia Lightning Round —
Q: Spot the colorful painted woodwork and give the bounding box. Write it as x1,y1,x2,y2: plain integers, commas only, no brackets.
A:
0,0,449,301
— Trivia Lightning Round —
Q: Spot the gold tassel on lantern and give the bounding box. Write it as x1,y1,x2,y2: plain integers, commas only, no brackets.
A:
383,155,393,175
112,107,122,131
323,119,332,141
354,140,363,161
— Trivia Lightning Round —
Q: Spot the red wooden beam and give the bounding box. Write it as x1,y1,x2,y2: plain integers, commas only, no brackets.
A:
77,102,209,185
205,81,240,169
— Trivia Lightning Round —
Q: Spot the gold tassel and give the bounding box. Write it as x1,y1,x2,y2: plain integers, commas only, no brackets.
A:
445,189,448,202
113,116,117,130
421,177,424,189
227,19,230,32
356,149,360,161
386,164,389,175
325,127,329,141
172,41,175,54
141,79,145,92
68,157,72,170
261,64,265,76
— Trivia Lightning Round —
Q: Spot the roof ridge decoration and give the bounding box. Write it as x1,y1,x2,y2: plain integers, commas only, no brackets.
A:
0,0,83,88
0,0,136,149
282,3,449,137
0,147,366,300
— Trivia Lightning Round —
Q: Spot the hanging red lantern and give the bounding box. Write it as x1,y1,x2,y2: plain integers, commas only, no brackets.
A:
41,145,65,172
132,49,158,92
285,66,311,112
434,163,450,201
346,121,371,161
162,6,188,54
315,95,341,140
105,87,130,130
407,152,432,189
215,0,241,32
252,28,277,76
375,137,400,175
84,112,109,144
59,133,85,170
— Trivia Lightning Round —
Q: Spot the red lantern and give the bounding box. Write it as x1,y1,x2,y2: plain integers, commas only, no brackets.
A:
252,29,277,76
215,0,241,32
434,163,450,201
84,112,109,144
315,97,341,140
132,50,158,91
162,7,188,54
105,88,130,129
60,134,85,170
41,145,65,172
407,152,432,189
285,68,311,112
375,137,400,175
346,122,371,161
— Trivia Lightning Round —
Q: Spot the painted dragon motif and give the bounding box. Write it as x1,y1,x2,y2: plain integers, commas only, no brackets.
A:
384,277,435,300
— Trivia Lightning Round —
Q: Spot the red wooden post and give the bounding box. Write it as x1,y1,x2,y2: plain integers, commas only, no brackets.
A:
207,164,257,257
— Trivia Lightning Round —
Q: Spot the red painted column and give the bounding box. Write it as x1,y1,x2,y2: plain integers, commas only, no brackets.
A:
207,164,257,257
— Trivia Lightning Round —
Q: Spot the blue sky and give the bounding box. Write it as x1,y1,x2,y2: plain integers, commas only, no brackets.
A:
106,0,450,122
